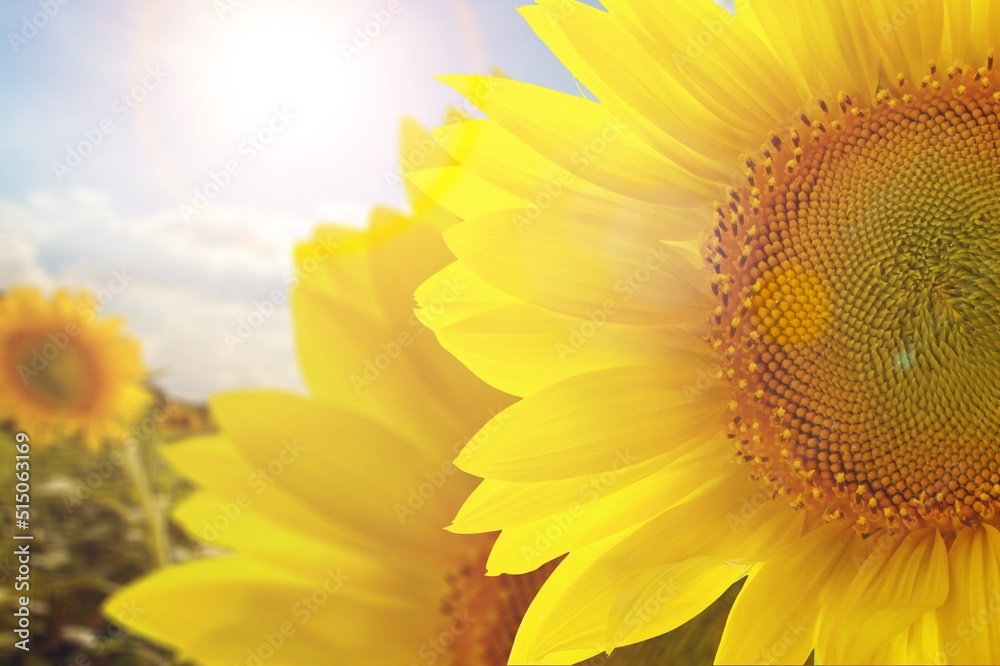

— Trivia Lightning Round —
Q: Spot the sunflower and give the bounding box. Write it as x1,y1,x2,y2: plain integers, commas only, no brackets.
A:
100,119,541,666
411,1,1000,663
0,287,150,448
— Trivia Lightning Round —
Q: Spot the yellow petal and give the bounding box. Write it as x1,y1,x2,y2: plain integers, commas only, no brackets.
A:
454,364,727,482
744,0,880,105
944,0,998,73
443,208,714,326
607,0,804,129
526,1,747,165
103,558,432,666
406,165,527,220
816,528,948,663
452,455,668,534
937,524,1000,664
507,469,808,662
429,298,708,397
604,559,744,652
398,116,460,223
440,75,718,206
209,390,470,562
483,446,732,574
857,0,944,91
715,520,855,665
868,609,943,665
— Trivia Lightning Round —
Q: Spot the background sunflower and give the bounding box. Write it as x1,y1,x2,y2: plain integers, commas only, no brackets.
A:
0,287,151,449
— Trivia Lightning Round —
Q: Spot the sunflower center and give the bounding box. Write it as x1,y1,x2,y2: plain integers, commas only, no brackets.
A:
435,547,556,665
710,64,1000,533
14,332,95,409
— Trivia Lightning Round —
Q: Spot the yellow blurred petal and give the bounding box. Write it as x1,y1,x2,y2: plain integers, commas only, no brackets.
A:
406,165,527,220
103,558,431,666
292,219,512,451
163,434,359,548
209,390,469,560
398,116,461,223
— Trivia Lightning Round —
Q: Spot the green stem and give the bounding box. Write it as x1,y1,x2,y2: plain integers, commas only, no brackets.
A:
122,443,168,568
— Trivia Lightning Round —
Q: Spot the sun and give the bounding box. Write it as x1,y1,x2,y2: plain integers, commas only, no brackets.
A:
209,5,359,129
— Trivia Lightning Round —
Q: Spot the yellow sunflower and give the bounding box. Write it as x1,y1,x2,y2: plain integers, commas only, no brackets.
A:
0,287,150,448
411,1,1000,663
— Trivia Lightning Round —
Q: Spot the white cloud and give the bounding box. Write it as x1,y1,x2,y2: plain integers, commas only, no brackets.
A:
0,190,345,400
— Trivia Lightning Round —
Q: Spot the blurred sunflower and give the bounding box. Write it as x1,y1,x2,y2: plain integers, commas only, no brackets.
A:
412,1,1000,663
89,119,529,665
0,287,150,448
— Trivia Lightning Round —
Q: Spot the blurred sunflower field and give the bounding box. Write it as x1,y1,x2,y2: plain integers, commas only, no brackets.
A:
7,0,1000,665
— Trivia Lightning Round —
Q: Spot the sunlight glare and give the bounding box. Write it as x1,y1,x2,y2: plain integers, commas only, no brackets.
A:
212,7,357,129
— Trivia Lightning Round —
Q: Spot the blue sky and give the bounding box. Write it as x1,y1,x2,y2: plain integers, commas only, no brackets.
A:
0,0,728,399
